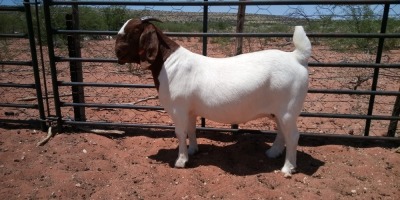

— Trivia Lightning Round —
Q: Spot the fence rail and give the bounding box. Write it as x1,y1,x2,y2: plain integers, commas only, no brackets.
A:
0,0,399,140
0,0,46,130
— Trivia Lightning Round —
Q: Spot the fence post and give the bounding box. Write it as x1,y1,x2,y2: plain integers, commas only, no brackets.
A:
364,3,390,136
201,0,208,128
66,11,86,121
235,0,246,55
24,0,47,131
388,86,400,137
43,0,63,132
231,0,247,130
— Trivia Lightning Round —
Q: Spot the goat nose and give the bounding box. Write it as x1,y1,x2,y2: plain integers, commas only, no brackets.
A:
116,49,122,57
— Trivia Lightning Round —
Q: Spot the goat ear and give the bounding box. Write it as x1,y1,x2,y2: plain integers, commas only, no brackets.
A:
139,24,159,68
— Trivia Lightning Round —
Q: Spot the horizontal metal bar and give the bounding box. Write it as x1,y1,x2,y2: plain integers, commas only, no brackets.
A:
308,62,400,68
167,32,400,39
49,0,400,6
56,57,117,63
0,118,44,125
0,33,28,38
54,30,116,35
64,121,400,141
0,103,38,108
0,6,25,12
61,101,399,120
0,83,36,88
59,81,155,88
65,120,174,129
62,102,163,110
54,30,400,39
308,89,400,96
0,60,33,66
299,132,400,142
300,112,400,120
59,82,399,96
54,56,400,69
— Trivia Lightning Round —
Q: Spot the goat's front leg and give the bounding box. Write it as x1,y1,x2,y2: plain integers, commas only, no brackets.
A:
173,114,196,168
174,124,188,168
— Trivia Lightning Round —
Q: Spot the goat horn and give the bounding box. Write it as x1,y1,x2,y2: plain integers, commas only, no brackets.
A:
141,16,163,23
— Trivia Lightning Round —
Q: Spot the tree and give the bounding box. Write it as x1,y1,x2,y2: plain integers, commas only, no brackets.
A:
103,6,128,31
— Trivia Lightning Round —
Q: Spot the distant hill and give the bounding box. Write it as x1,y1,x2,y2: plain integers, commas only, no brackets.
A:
130,10,305,24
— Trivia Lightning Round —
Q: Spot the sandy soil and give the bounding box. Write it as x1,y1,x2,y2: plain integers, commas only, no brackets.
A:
0,126,399,199
1,35,399,199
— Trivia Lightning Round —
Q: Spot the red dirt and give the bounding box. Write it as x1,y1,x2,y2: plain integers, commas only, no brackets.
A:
1,127,399,199
1,37,399,199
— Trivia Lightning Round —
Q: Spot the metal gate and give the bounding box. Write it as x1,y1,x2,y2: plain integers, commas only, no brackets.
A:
1,0,399,140
0,0,46,131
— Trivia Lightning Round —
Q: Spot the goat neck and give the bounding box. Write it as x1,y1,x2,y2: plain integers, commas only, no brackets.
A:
149,27,180,90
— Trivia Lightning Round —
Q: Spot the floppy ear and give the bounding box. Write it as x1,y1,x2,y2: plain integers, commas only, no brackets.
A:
139,24,159,68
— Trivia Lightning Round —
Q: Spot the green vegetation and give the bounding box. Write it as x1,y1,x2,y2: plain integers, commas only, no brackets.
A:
0,5,398,51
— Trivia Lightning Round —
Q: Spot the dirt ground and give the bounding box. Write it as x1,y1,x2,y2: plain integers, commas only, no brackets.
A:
1,30,400,199
0,125,399,199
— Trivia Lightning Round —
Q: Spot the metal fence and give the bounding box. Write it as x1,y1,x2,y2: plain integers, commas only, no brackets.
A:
0,0,46,130
1,0,399,140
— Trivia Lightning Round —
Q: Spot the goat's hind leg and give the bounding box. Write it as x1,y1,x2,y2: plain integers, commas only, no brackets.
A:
279,114,300,177
266,117,285,158
187,116,198,155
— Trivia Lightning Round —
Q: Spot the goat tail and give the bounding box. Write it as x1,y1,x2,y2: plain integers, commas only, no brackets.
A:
293,26,312,65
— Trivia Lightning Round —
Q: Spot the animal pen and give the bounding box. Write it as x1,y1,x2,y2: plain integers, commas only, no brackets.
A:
0,0,399,141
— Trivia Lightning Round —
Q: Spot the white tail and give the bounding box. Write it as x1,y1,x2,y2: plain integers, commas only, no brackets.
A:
293,26,312,65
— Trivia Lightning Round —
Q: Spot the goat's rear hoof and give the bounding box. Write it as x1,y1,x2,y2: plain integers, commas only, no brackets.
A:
188,146,199,156
266,147,283,158
174,158,188,168
281,166,297,178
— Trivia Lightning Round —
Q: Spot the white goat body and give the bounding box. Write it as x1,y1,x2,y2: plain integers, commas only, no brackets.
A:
159,47,309,124
115,18,311,177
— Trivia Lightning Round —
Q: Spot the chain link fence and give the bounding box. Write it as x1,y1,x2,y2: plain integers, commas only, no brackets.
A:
1,0,399,138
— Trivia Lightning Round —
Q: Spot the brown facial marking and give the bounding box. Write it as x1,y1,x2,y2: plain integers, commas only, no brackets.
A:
115,18,180,90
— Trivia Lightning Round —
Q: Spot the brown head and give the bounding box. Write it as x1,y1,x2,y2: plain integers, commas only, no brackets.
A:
115,17,178,67
115,17,179,89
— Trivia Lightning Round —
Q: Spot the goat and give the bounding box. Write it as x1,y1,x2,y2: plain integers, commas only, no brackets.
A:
115,17,311,177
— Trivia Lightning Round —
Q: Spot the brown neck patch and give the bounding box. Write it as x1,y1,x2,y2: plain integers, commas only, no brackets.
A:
147,27,180,91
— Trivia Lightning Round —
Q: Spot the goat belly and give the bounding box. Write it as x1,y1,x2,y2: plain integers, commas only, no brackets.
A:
191,89,275,124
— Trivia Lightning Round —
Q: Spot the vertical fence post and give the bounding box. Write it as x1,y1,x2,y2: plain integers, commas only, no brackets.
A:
201,0,208,128
231,0,247,130
388,86,400,137
235,0,246,55
43,0,63,132
364,3,390,136
66,9,85,121
23,0,47,131
34,0,51,118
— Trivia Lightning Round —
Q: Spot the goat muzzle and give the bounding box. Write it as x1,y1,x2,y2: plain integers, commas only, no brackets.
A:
117,60,126,65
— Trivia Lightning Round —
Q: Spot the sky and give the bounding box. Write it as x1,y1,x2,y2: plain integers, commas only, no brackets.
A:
0,0,316,16
0,0,396,18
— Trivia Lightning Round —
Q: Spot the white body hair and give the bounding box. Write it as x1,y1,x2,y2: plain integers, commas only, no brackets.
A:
158,26,310,176
159,47,308,124
115,21,311,177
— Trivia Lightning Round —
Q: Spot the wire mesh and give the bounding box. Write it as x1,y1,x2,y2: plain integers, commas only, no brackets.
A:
1,0,399,137
0,1,44,125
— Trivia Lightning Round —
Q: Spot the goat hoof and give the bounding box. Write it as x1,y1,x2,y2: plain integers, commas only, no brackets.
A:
174,158,188,168
266,148,283,158
281,166,297,178
188,147,199,156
